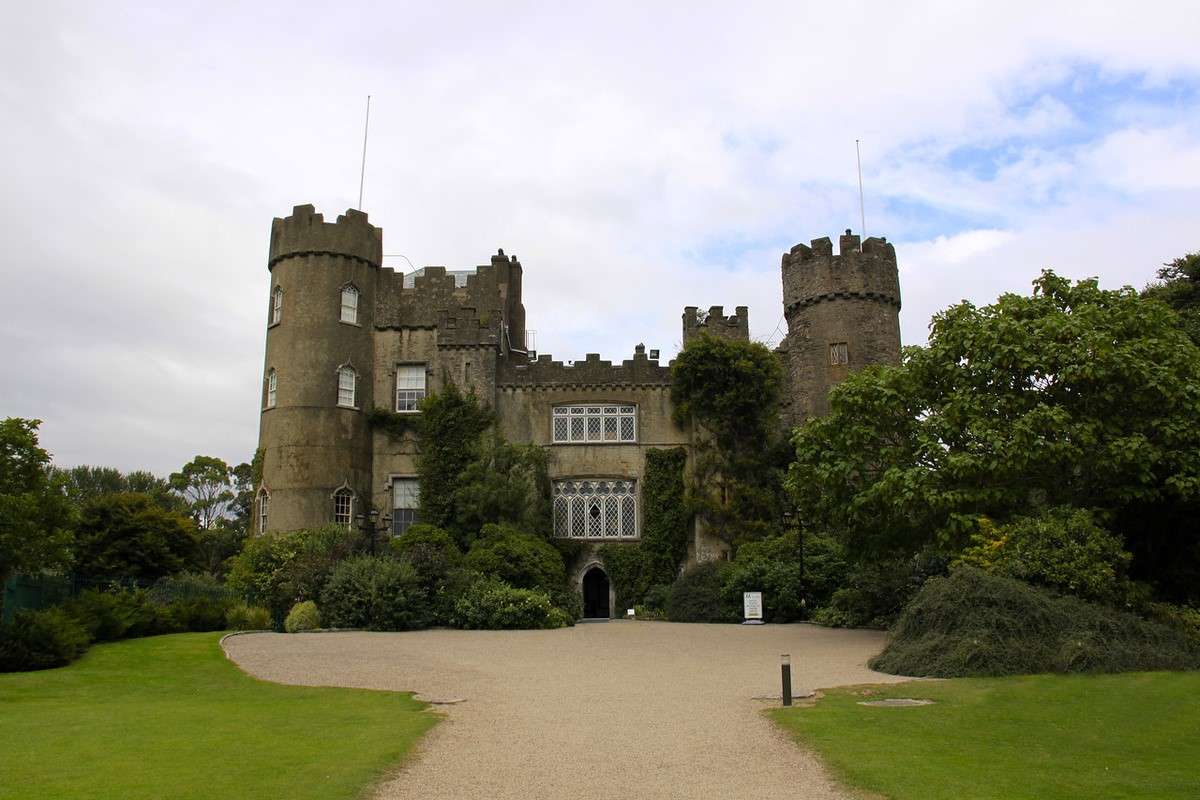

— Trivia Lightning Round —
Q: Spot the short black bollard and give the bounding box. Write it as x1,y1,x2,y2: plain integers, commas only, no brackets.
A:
781,653,792,707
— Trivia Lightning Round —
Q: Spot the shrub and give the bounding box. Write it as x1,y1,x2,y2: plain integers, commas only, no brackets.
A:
167,597,230,632
463,524,566,593
72,492,198,581
227,525,362,623
284,600,322,632
958,508,1132,604
451,578,568,630
666,562,738,623
0,608,91,672
811,550,947,629
720,531,841,623
64,590,133,642
871,566,1200,677
320,556,431,631
225,603,272,631
643,584,671,614
388,524,465,623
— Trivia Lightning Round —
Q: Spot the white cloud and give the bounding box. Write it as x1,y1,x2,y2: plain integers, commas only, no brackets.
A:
2,1,1199,473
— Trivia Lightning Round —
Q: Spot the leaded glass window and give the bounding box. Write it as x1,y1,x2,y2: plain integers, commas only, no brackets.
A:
552,479,637,538
552,405,637,443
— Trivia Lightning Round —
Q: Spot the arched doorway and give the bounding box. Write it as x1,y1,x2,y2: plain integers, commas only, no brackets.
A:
582,566,610,619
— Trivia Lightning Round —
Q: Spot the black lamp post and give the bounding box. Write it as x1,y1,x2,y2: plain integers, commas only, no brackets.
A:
355,509,392,555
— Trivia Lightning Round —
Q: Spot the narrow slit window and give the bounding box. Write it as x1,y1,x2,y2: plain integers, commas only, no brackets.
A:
257,489,269,534
271,286,283,325
266,369,277,408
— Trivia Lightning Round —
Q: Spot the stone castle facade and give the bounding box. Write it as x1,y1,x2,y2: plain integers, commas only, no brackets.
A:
256,204,901,616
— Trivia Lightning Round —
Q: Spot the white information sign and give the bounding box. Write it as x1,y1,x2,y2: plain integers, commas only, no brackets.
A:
743,591,763,621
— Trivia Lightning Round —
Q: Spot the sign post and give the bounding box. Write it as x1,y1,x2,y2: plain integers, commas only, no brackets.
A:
742,591,763,625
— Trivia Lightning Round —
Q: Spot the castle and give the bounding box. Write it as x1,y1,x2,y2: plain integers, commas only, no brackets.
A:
256,204,902,617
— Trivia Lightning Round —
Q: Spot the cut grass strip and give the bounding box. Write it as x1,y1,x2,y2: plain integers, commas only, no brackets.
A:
0,632,437,800
772,672,1200,800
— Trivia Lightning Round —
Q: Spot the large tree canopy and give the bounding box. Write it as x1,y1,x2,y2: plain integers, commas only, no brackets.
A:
788,271,1200,593
0,418,74,583
72,492,198,582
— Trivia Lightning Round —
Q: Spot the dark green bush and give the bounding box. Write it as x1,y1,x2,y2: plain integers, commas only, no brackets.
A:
450,577,568,630
284,600,321,632
666,562,738,623
871,566,1200,677
811,550,947,629
227,525,363,623
643,584,671,614
64,590,133,642
320,556,431,631
463,523,566,593
225,603,272,631
0,608,91,672
388,524,465,623
167,597,230,632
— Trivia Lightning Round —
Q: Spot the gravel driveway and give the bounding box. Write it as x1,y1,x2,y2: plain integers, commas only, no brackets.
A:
224,622,907,799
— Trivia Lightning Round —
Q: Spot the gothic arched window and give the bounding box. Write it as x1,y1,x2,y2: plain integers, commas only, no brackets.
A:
271,286,283,325
266,368,278,408
340,285,359,324
337,365,356,408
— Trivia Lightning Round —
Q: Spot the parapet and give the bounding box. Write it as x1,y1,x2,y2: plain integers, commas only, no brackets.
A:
268,204,383,269
781,229,900,312
682,305,750,344
496,347,672,389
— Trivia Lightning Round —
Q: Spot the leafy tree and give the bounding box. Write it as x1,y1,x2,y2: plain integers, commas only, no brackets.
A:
452,434,551,542
226,525,362,621
415,384,492,539
0,418,74,586
1143,251,1200,345
789,271,1200,599
169,455,236,530
671,335,787,553
54,465,185,513
72,493,198,582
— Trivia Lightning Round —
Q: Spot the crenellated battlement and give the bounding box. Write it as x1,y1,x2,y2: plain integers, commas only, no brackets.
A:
781,229,900,312
497,345,672,388
682,305,749,345
268,204,383,270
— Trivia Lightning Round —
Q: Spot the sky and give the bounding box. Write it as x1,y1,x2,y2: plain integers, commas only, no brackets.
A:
2,1,1199,476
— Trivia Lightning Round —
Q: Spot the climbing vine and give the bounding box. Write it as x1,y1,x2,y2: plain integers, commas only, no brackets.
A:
601,447,691,607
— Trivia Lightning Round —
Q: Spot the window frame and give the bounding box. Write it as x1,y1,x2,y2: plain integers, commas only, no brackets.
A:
336,364,357,409
391,476,420,536
552,478,638,539
551,404,637,444
256,487,270,534
266,368,277,409
340,284,360,325
270,286,283,326
829,341,849,366
395,363,427,414
332,485,354,528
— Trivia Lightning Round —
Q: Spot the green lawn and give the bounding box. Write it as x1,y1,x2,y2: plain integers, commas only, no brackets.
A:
0,633,437,800
771,672,1200,799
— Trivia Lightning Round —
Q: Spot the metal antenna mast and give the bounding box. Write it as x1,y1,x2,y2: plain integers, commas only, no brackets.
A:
855,138,866,246
358,95,372,210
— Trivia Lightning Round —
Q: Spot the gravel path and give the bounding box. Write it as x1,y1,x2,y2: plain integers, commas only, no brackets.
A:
224,622,907,799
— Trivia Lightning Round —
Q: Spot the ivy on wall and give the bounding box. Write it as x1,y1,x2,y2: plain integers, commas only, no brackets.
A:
414,384,492,539
601,446,690,607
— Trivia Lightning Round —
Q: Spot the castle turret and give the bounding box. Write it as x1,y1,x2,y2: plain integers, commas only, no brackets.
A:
682,305,750,345
780,229,901,422
257,205,382,532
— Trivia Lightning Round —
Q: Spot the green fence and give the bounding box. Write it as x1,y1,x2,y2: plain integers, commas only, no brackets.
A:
2,574,76,624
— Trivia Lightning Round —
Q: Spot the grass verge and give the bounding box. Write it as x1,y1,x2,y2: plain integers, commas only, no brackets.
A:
0,632,437,800
771,672,1200,800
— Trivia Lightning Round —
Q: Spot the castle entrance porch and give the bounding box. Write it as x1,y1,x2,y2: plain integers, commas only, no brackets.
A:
582,566,610,619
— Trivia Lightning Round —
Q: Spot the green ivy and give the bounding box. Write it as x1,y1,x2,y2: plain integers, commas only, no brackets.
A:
414,385,493,538
601,447,690,607
366,407,419,438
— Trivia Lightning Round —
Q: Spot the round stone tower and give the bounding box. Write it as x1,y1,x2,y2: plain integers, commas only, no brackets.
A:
780,229,901,422
257,205,381,533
